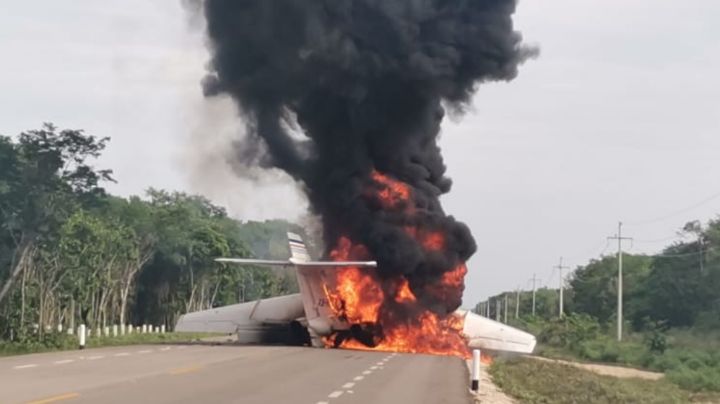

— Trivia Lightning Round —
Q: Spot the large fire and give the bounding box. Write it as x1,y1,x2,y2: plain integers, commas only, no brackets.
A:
323,171,471,359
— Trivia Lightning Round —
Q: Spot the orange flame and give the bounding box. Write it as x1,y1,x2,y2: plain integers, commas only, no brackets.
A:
325,233,469,356
322,170,470,358
369,171,414,212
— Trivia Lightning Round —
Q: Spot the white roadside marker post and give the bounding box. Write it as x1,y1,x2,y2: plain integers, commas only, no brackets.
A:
120,324,125,336
471,349,481,393
161,325,166,334
104,326,110,337
78,324,86,350
112,324,118,337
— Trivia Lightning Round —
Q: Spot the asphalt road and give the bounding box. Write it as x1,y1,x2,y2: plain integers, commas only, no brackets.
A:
0,343,472,404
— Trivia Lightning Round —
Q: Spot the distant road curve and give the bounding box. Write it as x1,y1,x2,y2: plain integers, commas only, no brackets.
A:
0,344,471,404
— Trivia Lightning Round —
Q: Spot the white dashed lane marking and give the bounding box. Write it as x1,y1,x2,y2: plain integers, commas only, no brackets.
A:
313,352,398,403
14,364,38,369
6,346,182,371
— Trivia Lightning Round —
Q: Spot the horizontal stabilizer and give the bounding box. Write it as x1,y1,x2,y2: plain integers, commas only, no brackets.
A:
215,258,377,268
215,258,294,267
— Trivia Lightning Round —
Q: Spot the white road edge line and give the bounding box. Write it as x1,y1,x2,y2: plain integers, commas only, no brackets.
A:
54,359,74,365
316,402,329,404
328,391,343,399
87,355,104,360
342,383,355,389
114,353,130,357
353,376,364,381
137,350,152,354
14,364,38,369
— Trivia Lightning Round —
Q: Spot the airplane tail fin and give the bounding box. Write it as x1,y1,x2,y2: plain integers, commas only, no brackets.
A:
287,232,311,263
215,232,375,346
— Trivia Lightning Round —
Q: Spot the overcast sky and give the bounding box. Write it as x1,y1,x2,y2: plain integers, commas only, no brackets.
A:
2,1,719,308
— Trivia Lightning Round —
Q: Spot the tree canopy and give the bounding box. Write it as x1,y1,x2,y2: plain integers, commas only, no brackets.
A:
0,125,304,339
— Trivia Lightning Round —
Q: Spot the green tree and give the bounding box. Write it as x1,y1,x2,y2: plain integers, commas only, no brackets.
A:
0,124,112,330
568,254,651,328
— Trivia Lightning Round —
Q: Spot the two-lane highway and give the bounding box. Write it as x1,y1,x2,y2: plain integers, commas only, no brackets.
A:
0,344,471,404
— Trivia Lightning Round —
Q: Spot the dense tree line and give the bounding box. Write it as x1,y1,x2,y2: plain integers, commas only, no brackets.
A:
477,219,720,333
0,125,304,340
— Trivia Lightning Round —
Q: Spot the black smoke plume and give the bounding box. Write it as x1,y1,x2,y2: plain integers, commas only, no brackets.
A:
198,0,535,315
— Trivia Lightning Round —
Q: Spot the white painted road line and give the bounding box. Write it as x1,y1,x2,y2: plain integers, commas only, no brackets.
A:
137,350,152,354
160,347,171,351
316,402,329,404
342,382,355,389
114,353,130,357
87,355,104,360
362,370,371,375
328,391,343,399
353,376,364,381
14,364,37,369
54,359,74,365
370,366,378,370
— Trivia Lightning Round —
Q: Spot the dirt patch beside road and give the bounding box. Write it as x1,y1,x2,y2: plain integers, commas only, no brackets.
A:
529,355,664,380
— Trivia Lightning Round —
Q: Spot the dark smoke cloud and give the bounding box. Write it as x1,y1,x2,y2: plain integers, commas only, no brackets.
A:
198,0,536,314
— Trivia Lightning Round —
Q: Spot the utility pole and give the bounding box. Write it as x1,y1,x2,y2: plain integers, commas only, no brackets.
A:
515,287,520,319
504,293,508,323
530,274,540,316
555,257,570,318
608,221,633,342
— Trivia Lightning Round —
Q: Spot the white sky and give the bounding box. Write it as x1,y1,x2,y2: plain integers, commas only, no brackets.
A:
1,1,719,308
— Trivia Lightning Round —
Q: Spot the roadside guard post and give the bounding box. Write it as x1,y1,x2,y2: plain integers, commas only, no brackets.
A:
78,324,86,350
471,349,481,392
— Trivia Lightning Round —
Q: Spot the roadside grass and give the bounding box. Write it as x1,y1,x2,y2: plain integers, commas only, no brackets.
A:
533,327,720,393
490,357,695,404
0,332,218,357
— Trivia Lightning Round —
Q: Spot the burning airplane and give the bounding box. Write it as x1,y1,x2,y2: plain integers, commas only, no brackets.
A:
180,0,538,357
176,232,536,357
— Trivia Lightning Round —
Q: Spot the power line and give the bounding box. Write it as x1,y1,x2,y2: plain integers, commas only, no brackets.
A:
633,234,687,244
624,190,720,227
